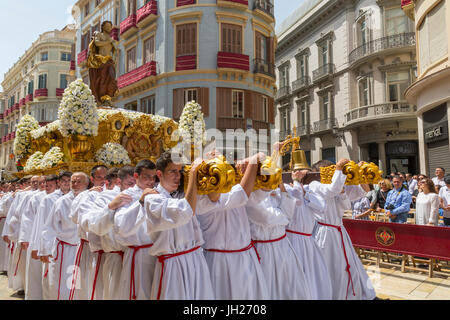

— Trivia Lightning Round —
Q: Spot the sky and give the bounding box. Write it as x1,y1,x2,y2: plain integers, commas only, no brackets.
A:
0,0,299,90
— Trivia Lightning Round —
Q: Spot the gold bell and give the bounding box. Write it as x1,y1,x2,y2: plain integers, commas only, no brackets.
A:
291,149,311,171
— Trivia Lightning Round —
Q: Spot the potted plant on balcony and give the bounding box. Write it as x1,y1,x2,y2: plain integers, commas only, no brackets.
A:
58,79,99,162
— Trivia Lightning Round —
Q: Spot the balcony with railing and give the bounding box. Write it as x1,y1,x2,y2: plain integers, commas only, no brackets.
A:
297,124,312,136
176,55,196,71
120,14,138,39
217,0,248,10
118,61,157,89
25,94,33,104
313,118,337,133
253,59,275,78
13,103,19,112
217,52,249,71
344,101,417,127
177,0,196,6
77,49,88,66
136,1,158,28
292,76,310,93
275,86,290,101
56,88,66,97
253,0,274,21
312,63,335,83
34,89,48,99
349,32,416,68
19,98,26,107
217,117,246,131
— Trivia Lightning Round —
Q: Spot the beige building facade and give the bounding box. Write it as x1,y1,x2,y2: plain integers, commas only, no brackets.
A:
403,0,450,175
275,0,418,174
0,27,75,174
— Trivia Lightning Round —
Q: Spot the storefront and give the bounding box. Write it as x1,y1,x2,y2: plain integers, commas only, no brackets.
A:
423,104,450,175
385,141,419,174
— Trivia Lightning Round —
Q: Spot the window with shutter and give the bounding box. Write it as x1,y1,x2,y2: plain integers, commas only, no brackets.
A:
128,0,137,16
176,23,197,57
221,24,242,54
38,74,47,89
143,36,155,63
232,90,244,118
184,88,198,104
127,46,137,72
141,95,156,114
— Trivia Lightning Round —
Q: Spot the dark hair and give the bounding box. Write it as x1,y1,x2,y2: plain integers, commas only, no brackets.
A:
118,166,135,180
436,167,446,173
45,174,59,182
444,174,450,185
58,171,73,179
106,167,120,183
101,20,113,32
135,159,156,175
91,165,108,178
311,160,334,172
156,152,177,172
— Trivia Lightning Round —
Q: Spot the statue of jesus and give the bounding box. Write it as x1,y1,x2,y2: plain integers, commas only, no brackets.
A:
87,21,119,106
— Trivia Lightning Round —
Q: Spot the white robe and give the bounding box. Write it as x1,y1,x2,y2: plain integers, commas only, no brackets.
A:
143,184,214,300
79,189,126,300
41,192,80,300
7,190,37,292
114,185,156,300
285,181,333,300
19,190,47,300
310,170,376,300
196,184,268,300
246,189,312,300
0,193,13,272
32,190,64,300
69,190,101,300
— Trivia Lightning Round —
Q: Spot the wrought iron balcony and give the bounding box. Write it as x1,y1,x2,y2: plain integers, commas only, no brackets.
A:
312,63,335,82
275,86,290,101
313,118,337,133
253,59,275,78
297,124,312,136
292,76,310,92
344,101,417,126
349,32,415,67
253,0,274,18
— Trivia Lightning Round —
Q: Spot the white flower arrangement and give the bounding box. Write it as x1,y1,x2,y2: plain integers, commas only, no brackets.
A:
14,115,40,160
30,120,62,140
40,147,64,170
179,101,206,146
58,79,99,137
95,142,131,166
23,151,44,173
97,108,172,131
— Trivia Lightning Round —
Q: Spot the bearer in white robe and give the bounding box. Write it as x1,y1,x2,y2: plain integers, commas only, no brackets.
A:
285,170,333,300
309,159,377,300
34,172,71,300
141,152,214,300
195,152,268,300
68,165,108,300
0,185,15,273
79,166,136,300
40,172,89,300
18,176,47,299
114,160,158,300
6,176,40,293
246,182,312,300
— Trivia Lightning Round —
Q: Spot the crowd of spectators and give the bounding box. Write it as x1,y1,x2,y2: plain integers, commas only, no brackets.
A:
351,167,450,227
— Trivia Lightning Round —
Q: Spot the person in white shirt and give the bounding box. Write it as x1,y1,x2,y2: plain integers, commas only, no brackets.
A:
415,178,440,226
406,173,417,195
439,175,450,226
432,167,446,188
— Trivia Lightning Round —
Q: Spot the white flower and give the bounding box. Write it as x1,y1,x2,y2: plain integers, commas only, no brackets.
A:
178,101,206,145
58,79,98,137
14,115,40,160
95,143,131,166
40,147,64,170
23,151,44,173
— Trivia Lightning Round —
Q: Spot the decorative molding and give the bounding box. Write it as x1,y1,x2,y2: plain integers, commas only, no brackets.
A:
216,11,248,24
170,11,203,25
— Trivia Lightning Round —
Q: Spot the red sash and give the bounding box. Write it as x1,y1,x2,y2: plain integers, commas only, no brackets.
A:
318,222,356,299
253,233,287,244
127,244,153,300
286,229,312,237
205,241,261,263
156,246,201,300
90,250,104,300
69,239,89,300
53,238,77,300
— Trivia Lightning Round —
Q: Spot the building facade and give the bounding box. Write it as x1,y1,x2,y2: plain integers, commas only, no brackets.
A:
403,0,450,175
73,0,277,157
0,27,75,172
275,0,418,174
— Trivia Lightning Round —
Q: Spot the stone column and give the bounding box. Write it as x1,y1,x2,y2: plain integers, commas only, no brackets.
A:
378,141,386,174
417,114,427,175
